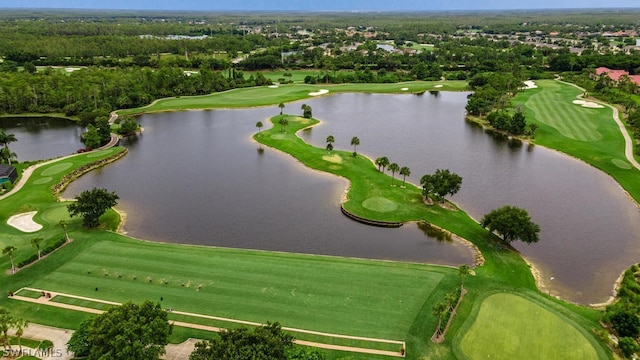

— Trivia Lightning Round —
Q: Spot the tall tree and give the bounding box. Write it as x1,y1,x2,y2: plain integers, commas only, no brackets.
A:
190,322,295,360
350,136,360,156
431,302,448,341
325,135,335,153
399,166,411,187
70,301,172,360
388,163,399,186
301,104,312,118
458,264,470,291
480,205,540,244
2,246,17,274
59,220,70,242
420,169,462,202
375,156,389,172
256,121,263,132
13,317,28,355
0,147,17,166
30,236,43,260
0,308,13,351
67,188,119,228
0,129,17,150
278,102,285,115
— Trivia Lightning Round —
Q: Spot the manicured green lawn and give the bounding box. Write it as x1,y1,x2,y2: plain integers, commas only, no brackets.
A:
0,82,616,359
454,293,606,360
512,79,640,203
117,81,468,115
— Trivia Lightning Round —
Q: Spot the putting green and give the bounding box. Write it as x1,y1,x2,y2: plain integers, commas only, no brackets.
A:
270,133,287,140
457,293,600,360
612,158,632,170
322,154,343,164
33,177,53,185
41,205,72,224
87,148,115,158
40,163,73,176
525,81,603,141
362,197,398,212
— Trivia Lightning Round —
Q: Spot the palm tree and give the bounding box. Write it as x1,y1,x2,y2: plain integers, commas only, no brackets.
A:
431,301,448,341
255,121,263,132
0,147,17,166
31,237,43,260
444,292,458,313
59,220,70,242
0,308,13,351
399,166,411,188
350,136,360,156
0,129,17,150
458,264,470,291
12,317,28,355
375,156,389,172
278,102,285,115
325,135,335,153
388,163,399,186
2,246,17,274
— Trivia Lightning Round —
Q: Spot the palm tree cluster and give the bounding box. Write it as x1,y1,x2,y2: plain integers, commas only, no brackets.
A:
0,129,17,165
375,156,411,187
0,308,29,355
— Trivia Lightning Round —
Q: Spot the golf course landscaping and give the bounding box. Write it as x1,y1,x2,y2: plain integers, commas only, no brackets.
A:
513,79,640,203
0,81,621,359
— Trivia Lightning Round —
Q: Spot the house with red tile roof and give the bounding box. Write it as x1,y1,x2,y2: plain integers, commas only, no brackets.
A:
596,67,640,88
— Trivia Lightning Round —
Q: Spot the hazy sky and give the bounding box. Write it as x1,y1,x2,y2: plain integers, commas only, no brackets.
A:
1,0,639,11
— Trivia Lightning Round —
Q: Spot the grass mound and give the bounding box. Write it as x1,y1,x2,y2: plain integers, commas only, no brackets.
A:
456,293,602,360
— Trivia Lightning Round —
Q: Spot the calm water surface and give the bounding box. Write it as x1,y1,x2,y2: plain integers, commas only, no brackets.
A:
0,117,84,161
53,92,640,304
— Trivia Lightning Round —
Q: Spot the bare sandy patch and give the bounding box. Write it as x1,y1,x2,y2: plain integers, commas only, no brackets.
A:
434,84,443,88
309,89,329,96
523,80,538,89
7,211,43,232
268,85,279,88
573,99,604,108
65,67,81,72
322,154,343,164
401,87,409,91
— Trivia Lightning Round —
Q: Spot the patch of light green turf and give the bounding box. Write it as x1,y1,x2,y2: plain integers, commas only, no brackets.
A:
40,163,73,176
362,197,398,212
525,81,603,141
458,293,600,360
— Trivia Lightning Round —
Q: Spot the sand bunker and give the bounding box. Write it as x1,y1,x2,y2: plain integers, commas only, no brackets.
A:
523,80,538,89
268,85,279,88
401,87,409,91
434,84,443,88
65,67,81,72
309,89,329,96
572,100,604,109
7,211,43,233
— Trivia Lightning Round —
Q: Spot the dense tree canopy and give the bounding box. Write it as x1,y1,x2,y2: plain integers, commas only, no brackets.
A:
67,301,171,360
420,169,462,201
480,205,540,244
67,188,119,227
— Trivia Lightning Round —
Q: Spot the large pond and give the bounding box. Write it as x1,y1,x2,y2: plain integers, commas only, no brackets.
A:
0,117,84,162
22,92,640,304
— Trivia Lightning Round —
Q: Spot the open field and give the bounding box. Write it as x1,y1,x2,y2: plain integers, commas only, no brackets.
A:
454,293,606,360
117,81,468,115
513,79,640,203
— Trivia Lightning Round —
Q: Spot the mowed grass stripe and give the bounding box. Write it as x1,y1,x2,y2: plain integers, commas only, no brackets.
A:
528,89,600,141
30,238,445,339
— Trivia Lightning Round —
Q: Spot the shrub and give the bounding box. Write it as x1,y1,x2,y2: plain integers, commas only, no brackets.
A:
619,337,639,358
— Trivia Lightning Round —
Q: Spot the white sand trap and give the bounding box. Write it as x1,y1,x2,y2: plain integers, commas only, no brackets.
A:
573,100,604,108
7,211,42,233
268,85,279,88
309,89,329,96
434,84,443,88
65,67,81,72
401,87,409,91
523,80,538,89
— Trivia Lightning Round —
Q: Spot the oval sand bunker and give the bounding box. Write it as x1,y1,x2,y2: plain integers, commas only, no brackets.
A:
7,211,43,232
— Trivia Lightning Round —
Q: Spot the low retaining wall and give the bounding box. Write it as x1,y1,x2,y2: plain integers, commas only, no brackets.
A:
340,205,403,228
51,148,128,195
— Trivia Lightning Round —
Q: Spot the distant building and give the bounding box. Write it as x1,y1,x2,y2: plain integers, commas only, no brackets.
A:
596,67,640,88
636,39,640,47
0,164,17,185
